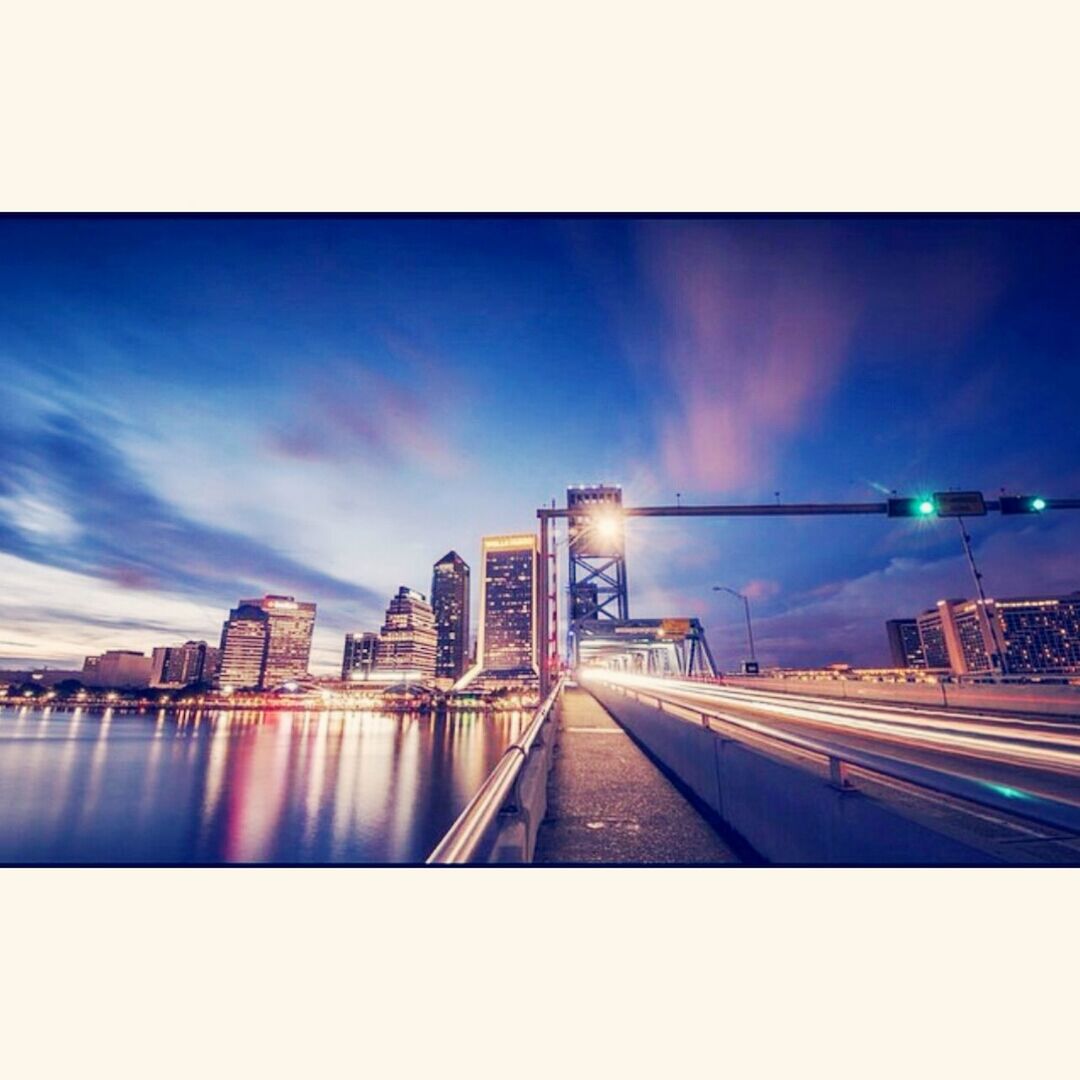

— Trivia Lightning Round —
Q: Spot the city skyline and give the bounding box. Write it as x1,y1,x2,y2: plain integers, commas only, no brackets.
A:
2,215,1080,673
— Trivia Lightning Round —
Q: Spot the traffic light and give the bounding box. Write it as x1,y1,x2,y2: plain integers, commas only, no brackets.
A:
1000,495,1048,515
888,496,938,518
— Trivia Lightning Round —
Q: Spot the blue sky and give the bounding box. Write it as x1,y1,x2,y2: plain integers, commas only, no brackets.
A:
2,214,1078,672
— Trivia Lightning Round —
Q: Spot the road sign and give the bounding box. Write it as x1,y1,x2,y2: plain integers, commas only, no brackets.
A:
932,491,987,517
660,618,691,639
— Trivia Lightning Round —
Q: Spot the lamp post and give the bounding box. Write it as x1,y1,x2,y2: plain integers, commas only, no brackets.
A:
713,586,757,669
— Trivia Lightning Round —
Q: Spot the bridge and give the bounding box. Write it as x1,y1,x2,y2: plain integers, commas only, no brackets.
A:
429,484,1080,866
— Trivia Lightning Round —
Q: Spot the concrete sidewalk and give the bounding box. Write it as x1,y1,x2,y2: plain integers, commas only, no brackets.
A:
534,687,739,864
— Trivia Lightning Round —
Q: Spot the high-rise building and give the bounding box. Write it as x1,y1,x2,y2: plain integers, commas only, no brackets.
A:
913,593,1080,675
342,632,381,680
377,588,437,678
915,607,952,670
217,603,270,689
81,650,154,688
885,619,926,668
217,595,316,690
996,594,1080,673
150,640,220,688
457,533,538,689
431,551,470,681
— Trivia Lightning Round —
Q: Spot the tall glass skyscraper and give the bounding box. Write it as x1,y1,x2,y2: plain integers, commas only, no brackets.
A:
476,533,538,681
431,551,470,680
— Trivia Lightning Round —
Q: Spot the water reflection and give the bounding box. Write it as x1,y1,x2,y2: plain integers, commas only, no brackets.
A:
0,705,524,864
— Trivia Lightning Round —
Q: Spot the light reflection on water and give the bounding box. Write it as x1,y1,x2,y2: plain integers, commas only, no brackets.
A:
0,704,525,864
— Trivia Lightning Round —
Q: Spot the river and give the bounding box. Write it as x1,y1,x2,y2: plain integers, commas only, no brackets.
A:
0,703,525,864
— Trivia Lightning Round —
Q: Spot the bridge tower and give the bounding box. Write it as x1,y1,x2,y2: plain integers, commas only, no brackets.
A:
567,484,629,664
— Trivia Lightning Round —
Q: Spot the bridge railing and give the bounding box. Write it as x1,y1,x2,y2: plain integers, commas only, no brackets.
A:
427,675,566,865
593,677,1080,837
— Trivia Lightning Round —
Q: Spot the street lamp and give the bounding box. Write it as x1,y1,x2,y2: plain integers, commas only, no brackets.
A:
713,586,757,669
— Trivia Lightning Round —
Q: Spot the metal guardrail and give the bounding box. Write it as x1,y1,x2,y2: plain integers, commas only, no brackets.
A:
427,675,566,864
598,680,1080,838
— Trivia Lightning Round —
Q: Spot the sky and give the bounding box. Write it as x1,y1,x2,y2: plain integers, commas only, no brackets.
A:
1,214,1078,674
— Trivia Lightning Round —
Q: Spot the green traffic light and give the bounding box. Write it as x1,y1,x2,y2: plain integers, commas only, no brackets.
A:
1031,497,1047,512
918,499,936,516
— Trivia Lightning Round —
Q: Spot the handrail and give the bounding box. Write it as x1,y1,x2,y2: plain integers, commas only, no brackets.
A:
594,679,1080,837
427,675,566,864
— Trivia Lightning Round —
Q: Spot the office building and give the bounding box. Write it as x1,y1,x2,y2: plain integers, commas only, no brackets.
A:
457,533,538,690
342,632,381,680
885,619,926,668
217,595,316,690
81,650,154,688
915,607,952,669
913,593,1080,675
431,551,470,680
150,640,220,688
217,603,270,689
377,587,437,678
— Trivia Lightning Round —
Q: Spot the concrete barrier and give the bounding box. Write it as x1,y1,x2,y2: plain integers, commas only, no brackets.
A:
722,676,1080,718
589,683,1000,865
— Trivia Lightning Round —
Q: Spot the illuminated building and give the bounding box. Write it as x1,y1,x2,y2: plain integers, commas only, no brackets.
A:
81,650,153,688
885,619,926,668
457,533,538,690
431,551,470,680
217,604,269,689
342,631,381,680
913,593,1080,675
377,588,437,678
995,594,1080,673
150,640,220,688
915,607,952,669
217,595,316,689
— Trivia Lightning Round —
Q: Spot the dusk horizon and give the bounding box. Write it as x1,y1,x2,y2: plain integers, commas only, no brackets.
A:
3,214,1080,675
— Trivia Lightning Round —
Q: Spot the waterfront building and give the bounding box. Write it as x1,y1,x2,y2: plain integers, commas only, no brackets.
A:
431,551,470,681
217,604,270,689
150,640,220,688
457,533,538,691
217,595,316,689
377,588,437,678
342,631,381,680
885,619,926,668
81,650,154,688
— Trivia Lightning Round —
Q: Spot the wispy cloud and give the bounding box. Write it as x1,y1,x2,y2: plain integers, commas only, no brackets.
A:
269,352,467,477
0,410,382,611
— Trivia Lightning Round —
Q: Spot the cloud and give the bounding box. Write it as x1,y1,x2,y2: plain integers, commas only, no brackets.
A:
570,219,1007,497
0,411,383,613
268,355,466,477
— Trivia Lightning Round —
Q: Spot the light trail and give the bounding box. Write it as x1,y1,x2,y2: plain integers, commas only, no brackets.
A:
579,669,1080,784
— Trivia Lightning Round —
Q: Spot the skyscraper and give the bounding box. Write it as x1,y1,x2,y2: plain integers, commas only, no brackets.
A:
342,632,381,680
457,533,538,689
217,595,316,689
81,650,154,688
431,551,470,681
217,603,270,689
885,619,926,668
377,587,437,678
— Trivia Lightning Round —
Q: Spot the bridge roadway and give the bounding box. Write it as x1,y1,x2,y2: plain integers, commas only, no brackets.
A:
601,675,1080,807
534,686,740,864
